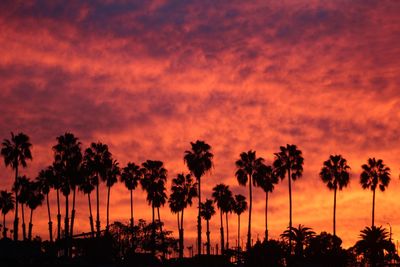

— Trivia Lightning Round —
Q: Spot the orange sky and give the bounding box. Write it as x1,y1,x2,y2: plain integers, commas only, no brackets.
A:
0,0,400,251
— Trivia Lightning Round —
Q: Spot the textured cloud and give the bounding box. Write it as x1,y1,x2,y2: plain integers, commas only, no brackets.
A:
0,0,399,249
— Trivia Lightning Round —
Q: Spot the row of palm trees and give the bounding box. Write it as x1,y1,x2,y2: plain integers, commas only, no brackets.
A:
0,132,393,258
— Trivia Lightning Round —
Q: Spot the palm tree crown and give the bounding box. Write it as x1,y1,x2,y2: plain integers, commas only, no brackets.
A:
200,199,216,221
233,194,247,216
1,132,32,169
360,158,390,192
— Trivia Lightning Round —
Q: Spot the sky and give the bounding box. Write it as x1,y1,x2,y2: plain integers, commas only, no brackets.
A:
0,0,400,251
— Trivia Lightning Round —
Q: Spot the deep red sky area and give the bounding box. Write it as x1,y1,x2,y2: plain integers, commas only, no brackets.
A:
0,0,399,249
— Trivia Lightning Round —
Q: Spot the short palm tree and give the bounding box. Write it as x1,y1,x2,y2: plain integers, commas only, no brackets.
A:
36,167,56,242
104,159,120,232
1,132,32,241
235,150,264,250
184,140,213,255
169,173,197,258
320,155,350,236
83,142,112,237
14,175,30,241
120,162,143,230
273,144,304,250
26,181,44,240
212,183,233,253
355,226,394,266
232,194,247,252
253,164,279,240
360,158,390,227
281,224,315,257
51,162,63,240
200,199,215,255
0,190,14,239
79,164,95,237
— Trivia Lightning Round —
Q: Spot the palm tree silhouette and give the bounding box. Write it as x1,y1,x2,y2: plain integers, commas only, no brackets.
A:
273,144,304,251
212,183,233,253
26,181,44,241
200,199,215,255
51,162,63,240
184,140,213,256
79,164,95,237
53,133,82,241
121,162,143,231
253,164,279,241
0,190,14,239
320,155,350,236
360,158,391,227
281,224,315,258
235,150,264,250
105,159,120,232
140,160,168,255
1,132,32,241
232,194,247,253
169,173,197,258
84,142,112,237
13,175,30,241
36,167,56,242
355,226,394,267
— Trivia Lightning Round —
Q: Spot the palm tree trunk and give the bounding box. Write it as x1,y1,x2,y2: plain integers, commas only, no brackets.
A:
157,207,165,258
197,175,202,256
220,210,225,253
206,219,211,255
265,191,269,241
151,204,155,255
46,193,53,242
106,186,110,232
130,189,134,230
333,187,337,236
70,187,76,237
21,203,26,241
64,194,69,257
57,188,61,240
247,173,252,250
226,212,229,250
372,188,376,227
288,168,292,253
96,183,100,237
13,165,19,241
3,214,6,239
179,209,184,258
28,208,33,241
88,193,94,238
237,214,240,252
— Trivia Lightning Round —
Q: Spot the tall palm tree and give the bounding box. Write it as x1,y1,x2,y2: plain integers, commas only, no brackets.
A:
79,164,95,237
169,173,197,258
184,140,213,255
83,142,112,237
360,158,391,227
52,162,63,240
320,155,350,236
26,181,44,241
53,133,82,240
200,199,215,255
120,162,143,230
273,144,304,251
232,194,247,252
355,226,394,267
235,150,264,250
36,166,56,242
253,164,279,241
104,159,120,232
1,132,32,241
0,190,14,239
140,160,168,255
212,183,233,253
14,175,30,241
281,224,315,258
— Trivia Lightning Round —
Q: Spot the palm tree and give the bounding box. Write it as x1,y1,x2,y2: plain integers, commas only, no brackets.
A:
253,164,279,241
212,183,233,253
0,190,14,239
235,150,264,250
26,181,44,240
200,199,215,255
104,159,120,232
232,194,247,252
36,166,56,242
184,140,213,255
141,160,168,255
1,132,32,241
320,155,350,236
360,158,390,227
273,144,304,250
14,175,30,241
83,142,112,237
79,164,95,237
169,173,197,258
120,162,143,230
52,162,63,240
281,224,315,258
